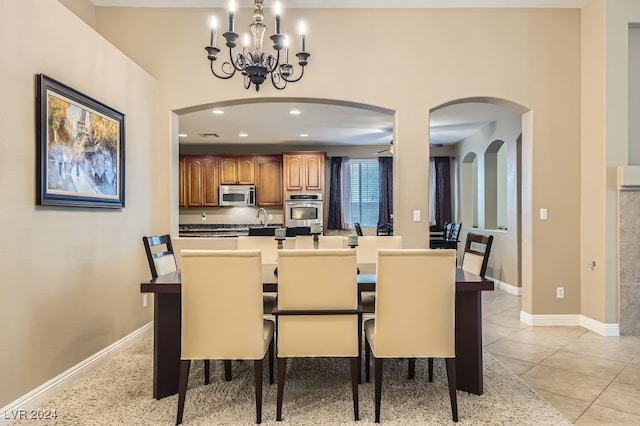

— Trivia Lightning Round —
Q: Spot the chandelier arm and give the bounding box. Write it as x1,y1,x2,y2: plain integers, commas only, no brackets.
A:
281,65,305,83
228,48,249,72
266,51,281,74
209,60,237,80
270,70,288,90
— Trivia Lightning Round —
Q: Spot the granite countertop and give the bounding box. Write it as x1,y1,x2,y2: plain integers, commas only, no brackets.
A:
179,224,283,238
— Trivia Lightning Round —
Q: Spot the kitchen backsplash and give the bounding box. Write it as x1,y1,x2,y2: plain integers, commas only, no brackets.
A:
179,206,284,225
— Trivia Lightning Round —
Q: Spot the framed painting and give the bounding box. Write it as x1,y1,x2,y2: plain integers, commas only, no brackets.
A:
36,74,125,208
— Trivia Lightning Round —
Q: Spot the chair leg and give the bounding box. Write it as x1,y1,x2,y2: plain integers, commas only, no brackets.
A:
254,359,263,424
276,357,287,421
268,338,275,385
408,358,415,379
224,360,232,381
374,357,384,423
364,338,371,383
428,358,434,383
445,358,459,422
176,360,191,425
204,360,210,385
350,357,360,421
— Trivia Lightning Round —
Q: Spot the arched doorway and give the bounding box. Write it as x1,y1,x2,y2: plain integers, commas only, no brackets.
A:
429,97,530,303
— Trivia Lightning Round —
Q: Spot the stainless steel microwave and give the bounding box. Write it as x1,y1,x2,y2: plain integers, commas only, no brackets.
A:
219,184,256,207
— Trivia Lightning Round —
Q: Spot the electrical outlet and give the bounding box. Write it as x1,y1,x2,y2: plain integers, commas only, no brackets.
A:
413,210,421,222
201,212,206,220
556,287,564,299
143,294,148,307
269,214,273,220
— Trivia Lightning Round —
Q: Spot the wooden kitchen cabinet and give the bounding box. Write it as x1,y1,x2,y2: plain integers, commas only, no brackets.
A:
256,155,283,206
283,152,325,192
181,156,219,207
219,156,256,185
178,156,187,207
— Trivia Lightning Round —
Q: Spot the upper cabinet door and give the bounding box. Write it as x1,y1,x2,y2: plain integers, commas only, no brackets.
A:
179,157,187,207
305,155,323,190
256,156,283,206
237,157,256,184
186,157,205,206
284,155,304,191
219,157,239,185
202,156,219,206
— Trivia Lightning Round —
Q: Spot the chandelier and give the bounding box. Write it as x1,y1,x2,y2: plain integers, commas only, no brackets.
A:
205,0,310,92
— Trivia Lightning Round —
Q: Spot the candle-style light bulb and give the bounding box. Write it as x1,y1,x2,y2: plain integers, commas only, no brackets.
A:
228,0,236,33
283,35,289,64
274,2,281,34
210,16,217,47
298,21,306,52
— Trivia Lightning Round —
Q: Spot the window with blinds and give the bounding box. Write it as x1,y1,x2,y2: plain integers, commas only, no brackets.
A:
347,159,379,227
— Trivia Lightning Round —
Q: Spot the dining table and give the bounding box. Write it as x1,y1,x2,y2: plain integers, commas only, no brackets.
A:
140,263,493,400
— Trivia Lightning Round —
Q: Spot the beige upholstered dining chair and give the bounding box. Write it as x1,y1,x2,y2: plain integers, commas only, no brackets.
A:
460,233,494,278
355,236,403,314
364,249,458,423
293,235,346,249
237,236,282,315
274,249,361,422
176,250,274,425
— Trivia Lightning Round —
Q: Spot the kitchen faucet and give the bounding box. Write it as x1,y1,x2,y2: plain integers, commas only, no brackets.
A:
256,208,268,226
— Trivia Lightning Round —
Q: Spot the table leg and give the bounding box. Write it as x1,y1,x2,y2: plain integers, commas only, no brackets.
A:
454,290,484,395
153,292,181,399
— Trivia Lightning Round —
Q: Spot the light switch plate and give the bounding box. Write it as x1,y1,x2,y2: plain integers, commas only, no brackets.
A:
540,208,548,221
413,210,421,222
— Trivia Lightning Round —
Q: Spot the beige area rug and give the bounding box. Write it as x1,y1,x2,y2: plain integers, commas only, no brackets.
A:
13,335,570,425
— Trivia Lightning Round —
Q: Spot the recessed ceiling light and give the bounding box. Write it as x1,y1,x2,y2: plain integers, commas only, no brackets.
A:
299,133,309,137
178,133,188,137
289,108,301,116
238,132,249,138
212,109,224,115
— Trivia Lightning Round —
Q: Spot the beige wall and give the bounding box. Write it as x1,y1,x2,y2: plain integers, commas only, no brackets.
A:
57,0,96,29
0,0,158,407
581,0,609,324
94,7,582,319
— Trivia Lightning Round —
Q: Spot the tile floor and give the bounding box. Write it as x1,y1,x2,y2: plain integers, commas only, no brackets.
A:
483,289,640,424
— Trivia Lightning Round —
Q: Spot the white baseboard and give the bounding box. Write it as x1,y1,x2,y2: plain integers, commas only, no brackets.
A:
0,322,152,426
519,311,620,336
487,276,521,296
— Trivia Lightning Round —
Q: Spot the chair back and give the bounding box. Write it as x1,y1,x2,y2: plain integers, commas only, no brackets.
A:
142,234,177,278
374,249,456,358
355,236,402,264
376,222,393,236
293,235,346,249
461,233,494,278
237,236,279,264
354,223,364,236
180,250,266,360
276,249,359,357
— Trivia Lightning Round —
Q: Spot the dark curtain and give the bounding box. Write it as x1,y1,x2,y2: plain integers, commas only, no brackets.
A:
327,157,343,229
434,156,452,227
378,157,393,225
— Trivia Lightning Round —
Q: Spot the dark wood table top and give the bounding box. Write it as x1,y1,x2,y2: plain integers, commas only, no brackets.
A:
140,263,494,294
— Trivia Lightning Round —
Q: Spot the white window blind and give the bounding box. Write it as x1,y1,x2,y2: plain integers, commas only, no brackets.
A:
346,159,379,227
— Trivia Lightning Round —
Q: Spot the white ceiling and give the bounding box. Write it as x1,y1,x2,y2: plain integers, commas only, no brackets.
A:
92,0,538,147
90,0,589,8
178,100,507,147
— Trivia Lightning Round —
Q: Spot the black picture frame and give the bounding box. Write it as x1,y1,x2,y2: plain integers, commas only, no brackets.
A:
36,74,125,208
